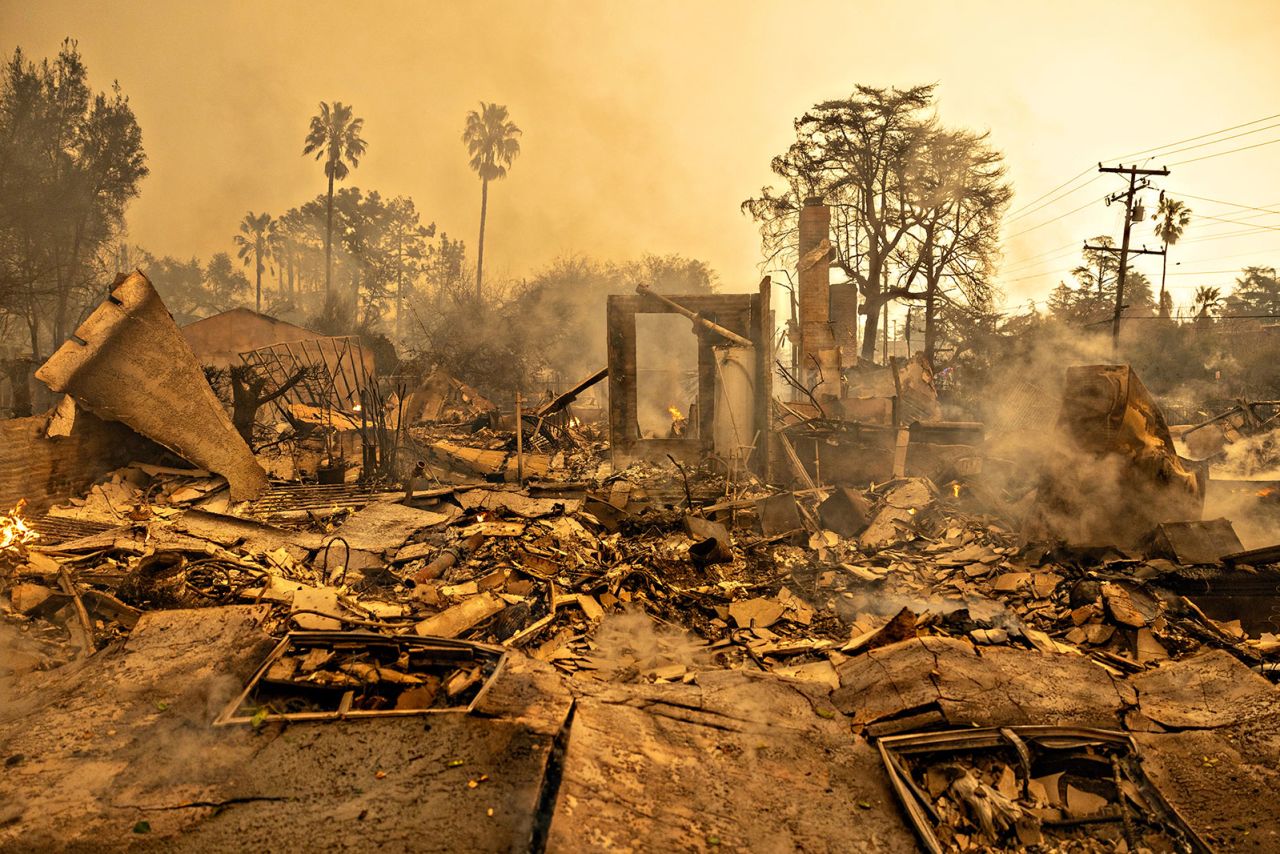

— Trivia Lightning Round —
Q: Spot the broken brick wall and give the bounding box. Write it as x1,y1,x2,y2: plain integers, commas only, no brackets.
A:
0,411,161,513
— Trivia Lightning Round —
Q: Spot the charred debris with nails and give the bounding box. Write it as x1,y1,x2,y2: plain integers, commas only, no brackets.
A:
3,255,1280,852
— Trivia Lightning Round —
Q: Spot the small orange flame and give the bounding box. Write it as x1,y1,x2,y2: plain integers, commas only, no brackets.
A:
0,500,39,552
668,404,687,437
1258,487,1275,498
952,483,962,498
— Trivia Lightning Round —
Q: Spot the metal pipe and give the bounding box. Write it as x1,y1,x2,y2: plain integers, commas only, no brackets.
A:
634,284,752,347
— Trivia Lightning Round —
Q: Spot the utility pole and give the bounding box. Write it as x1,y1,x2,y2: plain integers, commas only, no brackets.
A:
1092,164,1169,354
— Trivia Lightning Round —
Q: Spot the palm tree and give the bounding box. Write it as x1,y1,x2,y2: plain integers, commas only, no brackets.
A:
267,219,288,296
1153,195,1192,317
302,102,367,299
1193,285,1222,318
462,102,521,301
233,211,273,312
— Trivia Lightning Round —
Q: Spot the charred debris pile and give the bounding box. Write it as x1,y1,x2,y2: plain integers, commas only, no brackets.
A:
3,270,1279,851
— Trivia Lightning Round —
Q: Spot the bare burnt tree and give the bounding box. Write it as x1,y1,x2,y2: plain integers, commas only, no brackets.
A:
893,128,1011,364
743,84,1009,364
206,364,311,445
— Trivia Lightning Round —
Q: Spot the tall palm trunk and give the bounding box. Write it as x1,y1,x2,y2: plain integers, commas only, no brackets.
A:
1158,242,1169,318
255,257,262,312
476,177,488,302
324,170,335,297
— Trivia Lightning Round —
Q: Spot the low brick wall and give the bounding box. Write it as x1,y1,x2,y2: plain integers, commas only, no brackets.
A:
0,409,161,512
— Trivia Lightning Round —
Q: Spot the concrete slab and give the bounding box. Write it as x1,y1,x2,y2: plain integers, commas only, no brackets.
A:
0,608,569,853
832,636,1134,728
545,671,917,853
334,502,451,554
1131,648,1280,729
1133,726,1280,852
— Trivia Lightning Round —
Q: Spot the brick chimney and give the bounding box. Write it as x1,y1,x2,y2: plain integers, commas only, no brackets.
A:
797,197,833,386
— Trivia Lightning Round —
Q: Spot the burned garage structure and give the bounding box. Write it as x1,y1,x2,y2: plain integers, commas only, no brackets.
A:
4,14,1280,851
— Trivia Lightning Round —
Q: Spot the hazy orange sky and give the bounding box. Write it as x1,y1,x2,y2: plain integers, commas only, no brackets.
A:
5,0,1280,314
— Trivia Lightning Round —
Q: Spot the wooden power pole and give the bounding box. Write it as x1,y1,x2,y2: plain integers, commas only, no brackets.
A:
1089,164,1169,354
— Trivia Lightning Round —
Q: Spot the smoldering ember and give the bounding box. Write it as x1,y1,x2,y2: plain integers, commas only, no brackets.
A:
4,6,1280,854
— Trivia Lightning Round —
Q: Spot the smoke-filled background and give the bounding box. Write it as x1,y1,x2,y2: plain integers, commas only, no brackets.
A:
5,1,1280,458
2,0,1279,302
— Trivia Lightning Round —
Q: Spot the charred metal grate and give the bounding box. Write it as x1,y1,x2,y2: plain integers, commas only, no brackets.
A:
28,515,113,545
244,483,402,519
215,631,507,725
877,726,1210,853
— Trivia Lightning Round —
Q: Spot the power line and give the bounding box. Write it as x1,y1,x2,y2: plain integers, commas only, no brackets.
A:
1004,112,1280,221
1182,209,1280,232
1169,245,1280,264
1001,269,1066,284
1136,121,1280,162
1086,313,1280,322
999,241,1079,271
1003,222,1279,280
1005,167,1095,218
1110,111,1280,160
1003,114,1280,234
1186,214,1275,231
1005,243,1277,285
1005,175,1101,223
1181,224,1280,245
1171,193,1280,217
1168,136,1280,166
1174,203,1280,243
1004,193,1108,240
1194,212,1280,232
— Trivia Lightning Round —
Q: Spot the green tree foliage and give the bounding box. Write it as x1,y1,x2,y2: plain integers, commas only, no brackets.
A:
139,252,205,324
462,102,521,301
137,249,249,324
1048,238,1155,325
205,252,251,313
1223,267,1280,317
1194,285,1223,318
410,253,716,398
420,233,469,309
0,40,147,356
743,84,1010,363
316,188,434,330
256,188,434,334
302,101,366,301
1070,236,1119,297
385,197,436,338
